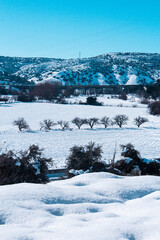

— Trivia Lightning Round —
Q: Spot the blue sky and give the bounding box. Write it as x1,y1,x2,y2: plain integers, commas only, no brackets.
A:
0,0,160,58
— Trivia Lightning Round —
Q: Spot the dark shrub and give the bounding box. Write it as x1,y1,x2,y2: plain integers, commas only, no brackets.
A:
115,143,160,176
56,96,67,104
140,98,150,105
66,142,102,171
148,101,160,115
0,145,52,185
18,94,34,102
86,96,102,106
141,161,160,175
146,82,160,99
0,150,18,185
114,159,135,174
121,143,141,161
92,161,106,172
119,93,127,100
114,144,141,174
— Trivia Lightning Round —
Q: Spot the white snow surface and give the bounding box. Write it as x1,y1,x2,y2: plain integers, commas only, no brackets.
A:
0,97,160,168
126,75,138,85
0,172,160,240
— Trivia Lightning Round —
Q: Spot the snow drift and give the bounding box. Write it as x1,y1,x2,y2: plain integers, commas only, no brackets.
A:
0,172,160,240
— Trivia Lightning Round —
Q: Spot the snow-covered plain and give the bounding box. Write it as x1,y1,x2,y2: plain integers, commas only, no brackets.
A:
0,172,160,240
1,96,160,239
0,96,160,168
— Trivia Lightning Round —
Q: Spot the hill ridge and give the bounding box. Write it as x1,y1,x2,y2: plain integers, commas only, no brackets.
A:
0,52,160,87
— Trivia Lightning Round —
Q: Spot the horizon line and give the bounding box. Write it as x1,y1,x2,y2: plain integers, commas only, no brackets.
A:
0,51,160,60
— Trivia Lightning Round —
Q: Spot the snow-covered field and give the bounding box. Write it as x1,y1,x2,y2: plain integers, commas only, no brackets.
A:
0,172,160,240
1,96,160,239
0,96,160,168
65,94,143,107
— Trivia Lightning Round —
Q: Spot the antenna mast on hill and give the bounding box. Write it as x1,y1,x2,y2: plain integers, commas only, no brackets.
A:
79,52,81,59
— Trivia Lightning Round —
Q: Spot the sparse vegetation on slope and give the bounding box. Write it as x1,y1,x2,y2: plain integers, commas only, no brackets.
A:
0,52,160,90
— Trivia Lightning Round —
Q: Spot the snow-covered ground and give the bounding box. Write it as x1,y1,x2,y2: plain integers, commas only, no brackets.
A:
0,172,160,240
65,94,144,107
0,96,160,239
0,96,160,168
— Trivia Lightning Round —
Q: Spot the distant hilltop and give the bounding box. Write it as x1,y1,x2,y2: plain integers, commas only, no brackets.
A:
0,52,160,88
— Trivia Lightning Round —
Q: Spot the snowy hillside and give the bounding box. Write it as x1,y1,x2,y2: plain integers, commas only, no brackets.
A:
0,52,160,87
0,172,160,240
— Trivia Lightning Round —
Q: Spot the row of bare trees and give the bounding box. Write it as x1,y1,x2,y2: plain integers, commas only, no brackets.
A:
13,115,149,132
72,115,148,129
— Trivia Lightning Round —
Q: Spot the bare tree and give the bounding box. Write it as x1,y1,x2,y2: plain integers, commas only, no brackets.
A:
40,119,56,131
113,114,128,128
86,118,99,129
133,116,149,127
72,117,87,129
57,120,69,130
100,116,110,128
13,117,29,131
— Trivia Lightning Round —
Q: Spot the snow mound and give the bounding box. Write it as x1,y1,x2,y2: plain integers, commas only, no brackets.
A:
0,172,160,240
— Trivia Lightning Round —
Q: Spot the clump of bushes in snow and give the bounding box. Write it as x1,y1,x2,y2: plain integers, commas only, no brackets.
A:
140,98,150,105
78,96,103,106
114,143,160,176
86,96,102,106
119,92,127,100
66,142,160,178
148,101,160,115
1,142,160,184
0,145,52,185
66,142,105,172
